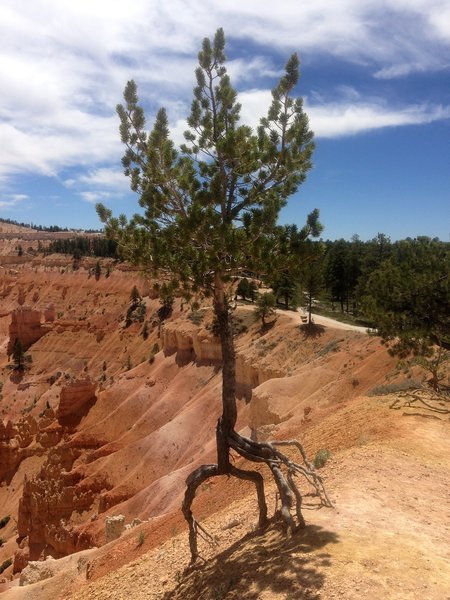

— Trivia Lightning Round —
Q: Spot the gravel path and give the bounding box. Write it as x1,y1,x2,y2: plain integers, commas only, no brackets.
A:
309,313,372,333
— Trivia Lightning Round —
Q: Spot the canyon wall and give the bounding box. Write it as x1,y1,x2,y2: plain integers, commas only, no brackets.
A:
160,320,284,395
7,307,51,355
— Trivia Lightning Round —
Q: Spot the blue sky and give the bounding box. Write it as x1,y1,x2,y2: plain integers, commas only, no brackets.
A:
0,0,449,240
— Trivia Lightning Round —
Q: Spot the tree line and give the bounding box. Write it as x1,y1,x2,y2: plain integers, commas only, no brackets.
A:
45,236,118,258
258,233,448,390
0,217,102,233
260,234,448,323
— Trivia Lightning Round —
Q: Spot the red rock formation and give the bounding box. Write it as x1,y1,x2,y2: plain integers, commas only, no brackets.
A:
44,303,56,322
57,378,97,425
0,416,44,481
17,445,110,560
7,306,50,355
12,542,29,574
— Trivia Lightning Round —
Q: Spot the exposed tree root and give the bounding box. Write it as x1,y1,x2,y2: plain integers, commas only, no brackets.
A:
182,427,332,563
390,389,450,416
182,464,219,562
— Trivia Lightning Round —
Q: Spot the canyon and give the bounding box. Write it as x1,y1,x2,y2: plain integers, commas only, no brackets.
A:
0,225,449,599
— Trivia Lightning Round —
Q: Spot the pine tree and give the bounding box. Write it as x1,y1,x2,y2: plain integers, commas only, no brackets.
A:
363,237,450,390
130,285,141,305
12,339,25,370
254,292,276,325
271,273,300,310
97,29,330,562
94,260,101,281
300,243,325,324
236,278,251,301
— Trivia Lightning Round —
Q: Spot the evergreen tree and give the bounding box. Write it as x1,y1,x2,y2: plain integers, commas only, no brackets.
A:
356,233,392,307
94,260,101,281
269,216,323,310
130,285,141,305
362,237,450,390
300,243,325,324
254,292,276,325
236,278,257,302
271,273,300,310
324,239,353,312
97,29,330,561
12,339,25,370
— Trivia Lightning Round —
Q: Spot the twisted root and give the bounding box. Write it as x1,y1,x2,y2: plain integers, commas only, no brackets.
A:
182,430,332,563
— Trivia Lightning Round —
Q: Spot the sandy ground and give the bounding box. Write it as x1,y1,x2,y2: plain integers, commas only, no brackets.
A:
309,313,371,334
239,302,371,334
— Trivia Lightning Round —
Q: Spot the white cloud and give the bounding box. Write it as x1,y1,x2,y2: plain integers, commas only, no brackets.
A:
238,89,272,130
307,102,450,137
374,63,427,79
0,114,120,180
0,193,29,209
64,168,132,205
227,57,281,83
212,0,450,81
0,0,449,190
77,168,131,191
79,191,112,203
238,89,450,138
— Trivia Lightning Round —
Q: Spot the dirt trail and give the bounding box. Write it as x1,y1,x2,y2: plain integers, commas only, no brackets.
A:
239,303,371,333
309,313,371,333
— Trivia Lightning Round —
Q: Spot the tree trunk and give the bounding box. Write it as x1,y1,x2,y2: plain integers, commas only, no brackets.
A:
308,291,313,324
213,272,236,469
429,343,443,391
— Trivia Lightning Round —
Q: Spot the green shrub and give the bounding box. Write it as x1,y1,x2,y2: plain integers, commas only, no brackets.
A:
126,302,146,326
187,311,204,325
130,285,141,304
47,371,62,385
137,531,145,547
317,340,340,357
313,449,331,469
368,380,422,396
253,292,276,325
0,516,10,529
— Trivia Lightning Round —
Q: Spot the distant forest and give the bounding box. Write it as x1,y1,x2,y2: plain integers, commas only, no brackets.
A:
46,236,118,258
0,217,101,233
264,234,449,322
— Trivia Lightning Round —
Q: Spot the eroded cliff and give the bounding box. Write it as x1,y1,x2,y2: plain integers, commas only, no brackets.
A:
0,251,402,585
